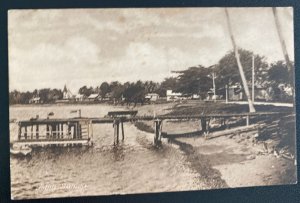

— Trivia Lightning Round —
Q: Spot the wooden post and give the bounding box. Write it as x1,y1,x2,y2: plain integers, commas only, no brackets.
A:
212,72,216,102
53,124,57,139
24,126,27,140
57,124,60,139
36,124,39,140
61,124,64,139
225,85,228,104
46,125,49,139
67,124,71,138
113,119,120,145
154,119,162,145
159,120,163,141
201,117,207,132
121,121,125,141
30,125,33,139
246,115,250,126
18,124,21,140
117,120,119,143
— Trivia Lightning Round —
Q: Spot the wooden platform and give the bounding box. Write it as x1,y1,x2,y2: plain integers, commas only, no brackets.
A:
14,139,91,147
15,118,93,147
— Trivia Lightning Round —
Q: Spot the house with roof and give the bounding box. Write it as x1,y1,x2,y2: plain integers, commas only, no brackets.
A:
145,93,160,101
166,90,182,101
87,94,100,101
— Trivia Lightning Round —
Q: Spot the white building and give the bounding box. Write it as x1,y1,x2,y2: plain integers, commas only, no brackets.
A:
75,94,84,102
29,97,41,104
166,90,182,101
63,85,73,100
145,93,160,101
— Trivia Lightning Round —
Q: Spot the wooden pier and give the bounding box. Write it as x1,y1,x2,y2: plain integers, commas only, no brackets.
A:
13,110,291,147
14,118,93,147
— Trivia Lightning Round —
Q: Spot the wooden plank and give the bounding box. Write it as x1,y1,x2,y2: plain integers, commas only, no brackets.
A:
107,110,138,117
14,139,90,146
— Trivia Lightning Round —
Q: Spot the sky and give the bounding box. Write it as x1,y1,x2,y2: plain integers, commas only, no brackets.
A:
8,7,294,93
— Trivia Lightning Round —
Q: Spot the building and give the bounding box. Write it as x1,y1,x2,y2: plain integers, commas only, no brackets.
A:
145,93,160,101
87,94,100,101
75,94,84,102
226,84,269,101
29,97,41,104
166,90,182,101
63,85,73,100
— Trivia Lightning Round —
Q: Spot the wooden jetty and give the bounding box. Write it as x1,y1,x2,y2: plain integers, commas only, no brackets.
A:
14,118,93,147
94,111,290,146
13,110,291,147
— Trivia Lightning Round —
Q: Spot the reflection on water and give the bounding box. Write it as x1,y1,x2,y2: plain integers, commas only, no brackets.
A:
10,105,200,199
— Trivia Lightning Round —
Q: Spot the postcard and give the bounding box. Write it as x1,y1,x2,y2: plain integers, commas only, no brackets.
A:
8,7,296,200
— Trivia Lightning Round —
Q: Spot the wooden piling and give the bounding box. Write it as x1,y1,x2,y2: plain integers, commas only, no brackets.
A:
113,119,120,145
24,126,27,140
18,124,21,140
31,125,33,139
121,121,124,141
46,124,50,139
36,124,39,139
61,124,64,139
201,117,207,132
246,115,250,126
154,119,162,145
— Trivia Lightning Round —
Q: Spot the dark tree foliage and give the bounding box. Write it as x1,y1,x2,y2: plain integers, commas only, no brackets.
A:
78,86,94,97
123,81,146,105
99,82,110,98
158,77,178,96
216,49,268,87
175,65,212,97
268,61,293,86
9,49,294,105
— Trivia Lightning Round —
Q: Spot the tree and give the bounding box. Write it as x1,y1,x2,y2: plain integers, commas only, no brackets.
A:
267,61,294,102
78,86,94,97
157,77,178,96
175,65,212,98
99,82,110,98
123,81,146,106
268,61,293,86
216,49,268,87
39,88,51,103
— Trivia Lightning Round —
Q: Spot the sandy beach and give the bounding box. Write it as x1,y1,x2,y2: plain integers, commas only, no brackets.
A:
131,101,297,189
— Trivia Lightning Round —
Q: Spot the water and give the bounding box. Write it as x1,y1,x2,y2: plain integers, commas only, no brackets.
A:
10,104,200,199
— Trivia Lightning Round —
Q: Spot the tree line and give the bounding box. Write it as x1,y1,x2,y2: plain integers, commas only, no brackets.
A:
9,49,294,105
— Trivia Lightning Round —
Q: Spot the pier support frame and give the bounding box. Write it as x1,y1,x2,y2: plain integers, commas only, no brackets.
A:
246,115,250,126
154,119,162,145
113,119,120,145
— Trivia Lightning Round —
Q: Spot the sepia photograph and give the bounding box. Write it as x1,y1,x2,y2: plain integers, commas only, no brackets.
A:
8,7,296,200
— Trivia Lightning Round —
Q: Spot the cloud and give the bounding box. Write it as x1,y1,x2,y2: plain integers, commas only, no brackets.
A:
8,8,294,92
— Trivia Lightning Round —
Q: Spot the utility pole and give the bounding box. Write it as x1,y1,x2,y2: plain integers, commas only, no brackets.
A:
212,72,216,102
224,8,256,113
252,55,255,103
272,7,295,100
225,85,228,104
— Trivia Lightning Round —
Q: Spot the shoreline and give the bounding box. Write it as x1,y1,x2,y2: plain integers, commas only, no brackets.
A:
132,101,296,189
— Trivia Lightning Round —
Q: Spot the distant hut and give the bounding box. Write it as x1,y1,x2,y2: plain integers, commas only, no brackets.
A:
166,90,182,101
87,94,100,101
145,93,160,101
